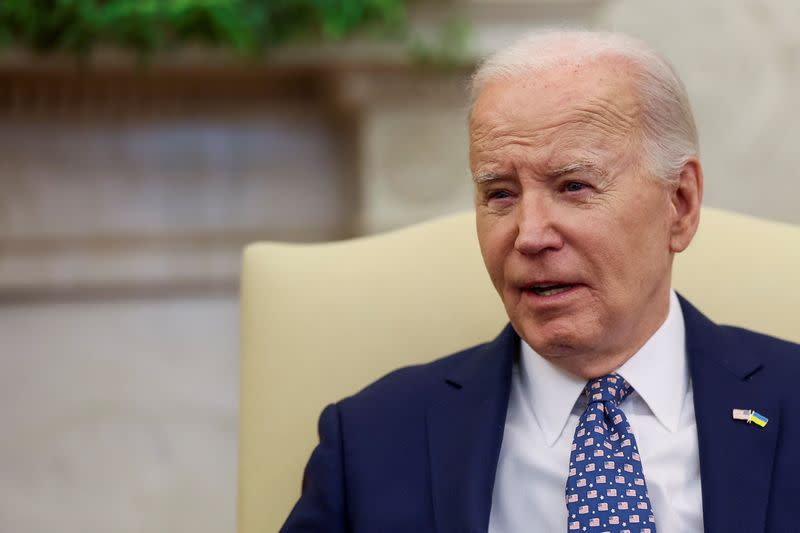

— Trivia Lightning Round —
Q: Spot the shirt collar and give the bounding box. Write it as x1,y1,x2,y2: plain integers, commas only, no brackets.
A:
520,290,688,447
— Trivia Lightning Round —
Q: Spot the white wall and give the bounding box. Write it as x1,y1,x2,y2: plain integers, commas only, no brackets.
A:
0,297,238,533
597,0,800,224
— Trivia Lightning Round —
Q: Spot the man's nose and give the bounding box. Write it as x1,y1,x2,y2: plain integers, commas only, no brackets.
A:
513,196,564,255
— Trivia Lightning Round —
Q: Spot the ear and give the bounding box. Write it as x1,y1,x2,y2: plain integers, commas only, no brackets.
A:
668,158,703,253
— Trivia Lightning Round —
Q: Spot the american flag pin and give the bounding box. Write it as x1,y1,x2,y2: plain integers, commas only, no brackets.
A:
732,408,769,427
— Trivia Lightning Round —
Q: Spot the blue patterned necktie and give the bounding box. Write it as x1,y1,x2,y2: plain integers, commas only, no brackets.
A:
565,374,657,532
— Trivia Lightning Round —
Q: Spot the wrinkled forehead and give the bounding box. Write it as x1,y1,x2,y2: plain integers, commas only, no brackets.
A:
469,59,643,144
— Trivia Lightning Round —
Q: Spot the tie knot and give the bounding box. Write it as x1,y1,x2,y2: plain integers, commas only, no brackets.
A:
584,373,633,406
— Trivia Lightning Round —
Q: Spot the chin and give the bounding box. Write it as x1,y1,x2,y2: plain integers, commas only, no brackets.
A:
537,339,585,359
518,322,587,358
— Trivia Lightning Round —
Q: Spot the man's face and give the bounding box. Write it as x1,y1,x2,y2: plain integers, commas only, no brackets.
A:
471,61,680,375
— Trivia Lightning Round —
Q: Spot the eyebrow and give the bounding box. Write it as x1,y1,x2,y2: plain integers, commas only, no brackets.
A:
547,160,603,177
472,172,504,184
472,160,605,185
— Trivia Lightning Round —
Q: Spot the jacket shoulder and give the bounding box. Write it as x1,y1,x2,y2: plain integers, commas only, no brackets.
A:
717,325,800,397
338,339,492,411
721,325,800,370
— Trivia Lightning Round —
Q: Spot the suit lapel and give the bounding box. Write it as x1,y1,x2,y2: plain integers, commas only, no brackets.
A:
427,325,516,533
425,298,781,532
681,297,779,533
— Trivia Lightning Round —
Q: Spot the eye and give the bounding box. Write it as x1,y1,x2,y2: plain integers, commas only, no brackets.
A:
563,181,587,193
488,190,512,200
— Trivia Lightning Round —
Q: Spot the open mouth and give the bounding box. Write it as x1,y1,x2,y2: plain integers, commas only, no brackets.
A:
527,283,577,297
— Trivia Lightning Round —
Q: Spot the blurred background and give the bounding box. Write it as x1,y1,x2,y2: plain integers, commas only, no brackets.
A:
1,1,798,532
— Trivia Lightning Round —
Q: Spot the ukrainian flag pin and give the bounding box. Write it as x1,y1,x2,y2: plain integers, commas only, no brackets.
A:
732,408,769,427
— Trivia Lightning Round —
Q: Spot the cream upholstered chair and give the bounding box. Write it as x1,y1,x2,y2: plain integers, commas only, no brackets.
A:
237,206,800,533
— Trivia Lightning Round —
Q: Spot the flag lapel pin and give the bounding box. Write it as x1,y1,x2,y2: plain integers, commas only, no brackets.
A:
732,408,769,427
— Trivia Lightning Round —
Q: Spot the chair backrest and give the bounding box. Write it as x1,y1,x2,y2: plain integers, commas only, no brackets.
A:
237,206,800,533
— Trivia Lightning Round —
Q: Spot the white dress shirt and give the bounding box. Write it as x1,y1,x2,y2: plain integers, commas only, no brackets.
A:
489,290,704,532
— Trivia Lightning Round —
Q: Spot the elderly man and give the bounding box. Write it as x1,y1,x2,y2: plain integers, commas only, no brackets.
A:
281,30,800,533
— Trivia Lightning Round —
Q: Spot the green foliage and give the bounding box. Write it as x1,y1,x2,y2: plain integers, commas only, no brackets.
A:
408,15,469,68
0,0,410,57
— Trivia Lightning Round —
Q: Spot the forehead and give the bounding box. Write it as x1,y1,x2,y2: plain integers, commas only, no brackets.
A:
469,60,642,166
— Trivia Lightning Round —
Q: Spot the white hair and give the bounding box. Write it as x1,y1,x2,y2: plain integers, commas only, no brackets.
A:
470,29,699,181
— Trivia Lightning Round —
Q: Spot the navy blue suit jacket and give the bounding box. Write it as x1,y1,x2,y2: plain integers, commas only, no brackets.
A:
281,297,800,532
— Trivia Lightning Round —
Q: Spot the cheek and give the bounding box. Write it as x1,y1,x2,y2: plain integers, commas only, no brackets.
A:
576,218,644,295
626,213,673,274
596,224,670,302
478,238,504,285
477,219,512,286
